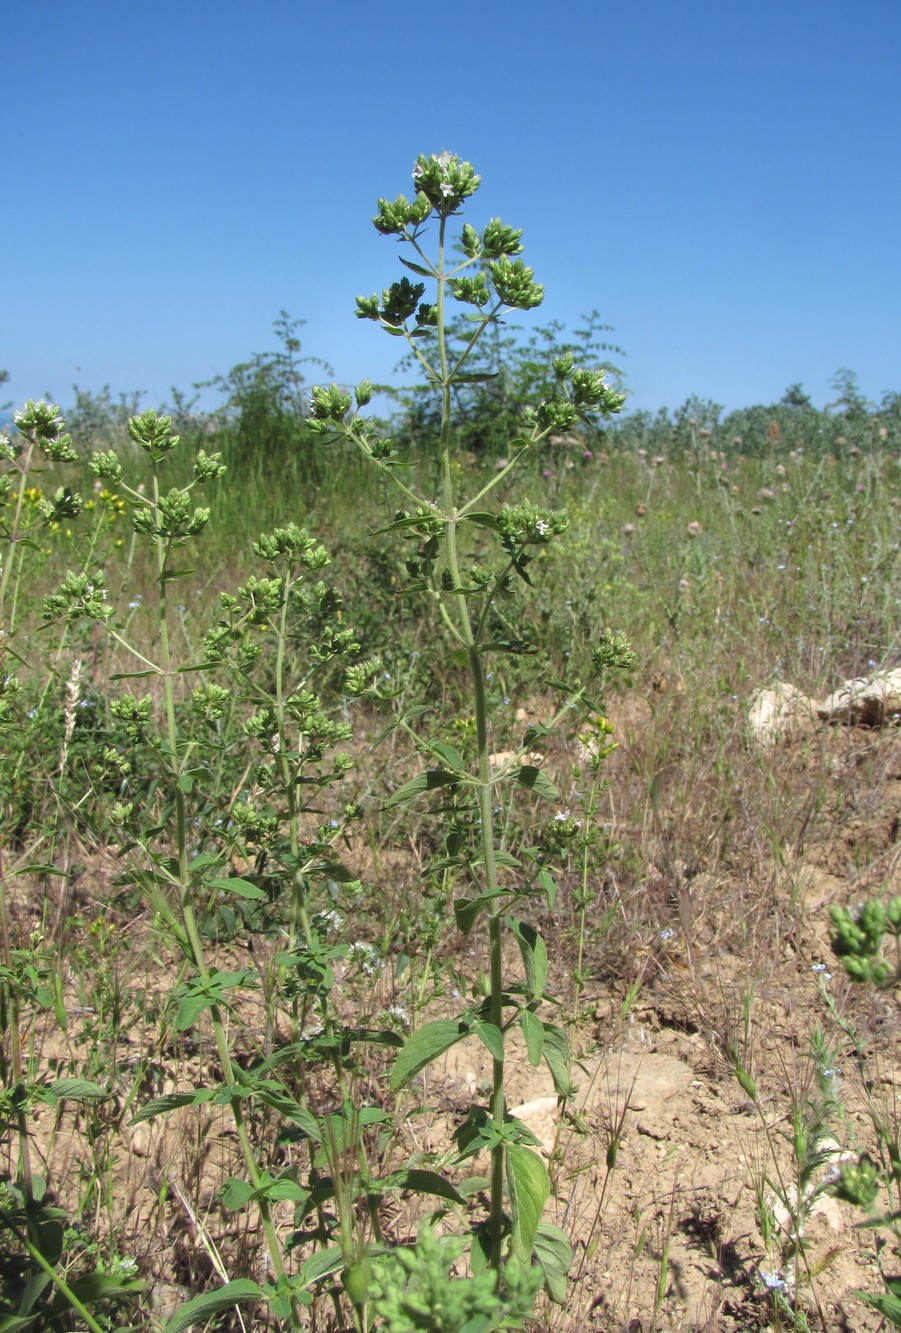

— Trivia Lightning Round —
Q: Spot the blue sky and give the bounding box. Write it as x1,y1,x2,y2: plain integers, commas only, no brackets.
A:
5,0,900,422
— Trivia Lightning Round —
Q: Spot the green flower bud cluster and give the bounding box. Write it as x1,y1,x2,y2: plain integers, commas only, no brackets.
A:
383,278,426,326
488,257,544,311
308,397,396,461
577,715,619,773
468,563,494,592
459,217,525,260
411,151,481,215
289,699,351,754
368,1223,541,1333
570,368,627,414
193,449,227,485
253,523,329,568
231,799,279,845
127,408,179,462
234,575,284,624
532,400,579,432
345,656,383,698
203,620,261,669
244,705,281,752
109,692,153,741
191,682,231,723
309,384,353,423
37,486,83,522
300,579,343,623
14,400,78,462
102,745,131,781
109,800,134,826
591,628,637,676
356,281,435,334
829,1153,881,1208
531,362,626,434
830,897,901,985
499,501,569,546
244,693,351,760
89,450,124,484
448,273,490,306
309,623,360,664
372,191,433,236
133,488,210,540
43,570,112,624
482,218,524,258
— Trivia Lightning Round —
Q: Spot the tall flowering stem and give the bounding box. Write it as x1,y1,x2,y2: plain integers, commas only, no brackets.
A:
312,152,627,1285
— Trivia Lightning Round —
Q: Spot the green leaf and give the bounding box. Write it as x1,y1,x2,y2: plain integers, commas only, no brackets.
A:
454,896,482,934
130,1089,215,1126
454,889,505,935
161,1279,264,1332
382,1168,465,1204
533,1222,573,1305
857,1289,901,1326
298,1246,346,1289
429,741,466,771
44,1078,108,1103
311,862,358,882
188,853,220,874
0,1314,41,1330
206,876,266,900
537,867,558,910
506,1143,549,1263
176,992,211,1030
63,1272,147,1307
516,765,560,801
541,1024,575,1099
399,257,435,277
461,510,503,532
507,917,548,1000
391,1019,470,1091
220,1176,255,1210
383,768,460,809
253,1088,322,1140
482,638,538,655
521,1011,545,1066
470,1226,492,1272
474,1021,504,1062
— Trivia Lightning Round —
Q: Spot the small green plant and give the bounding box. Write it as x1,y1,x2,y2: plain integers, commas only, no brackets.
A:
827,902,901,1327
830,894,901,986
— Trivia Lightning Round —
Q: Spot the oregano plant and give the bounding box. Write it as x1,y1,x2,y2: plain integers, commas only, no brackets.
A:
310,151,633,1311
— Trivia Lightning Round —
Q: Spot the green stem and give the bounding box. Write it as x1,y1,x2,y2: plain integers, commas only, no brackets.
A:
433,213,506,1272
0,438,36,619
17,1228,108,1333
0,853,34,1202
